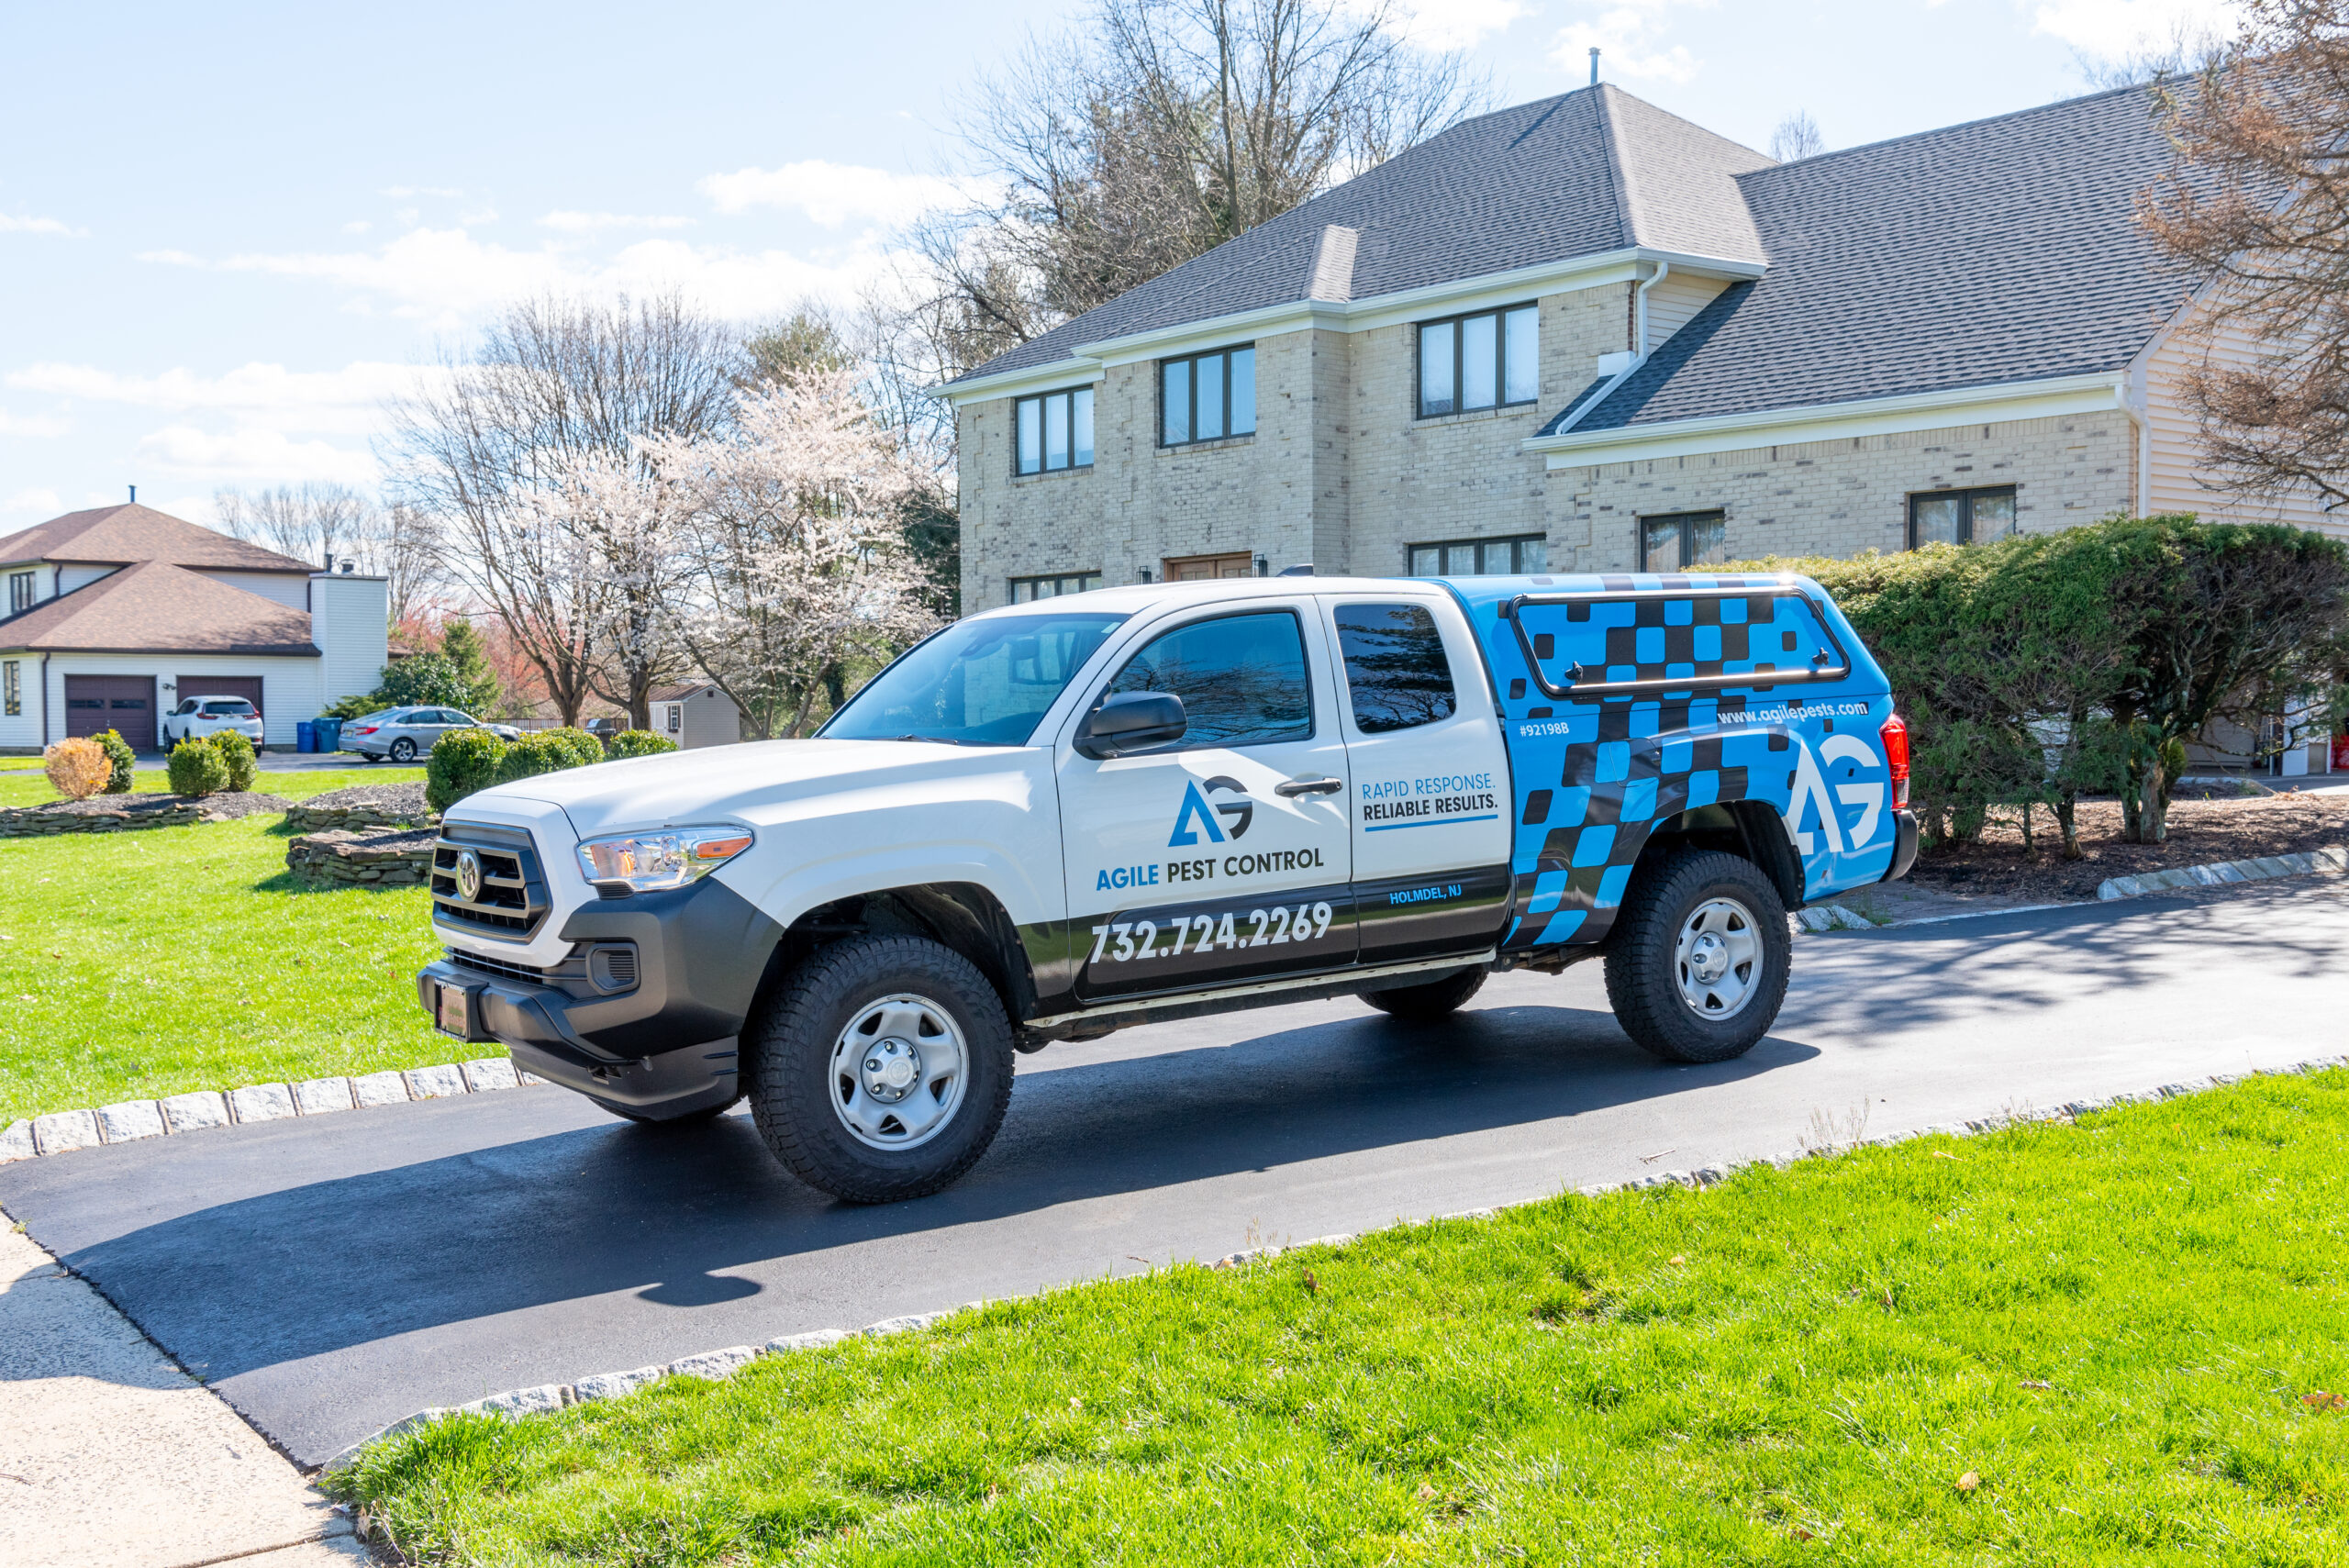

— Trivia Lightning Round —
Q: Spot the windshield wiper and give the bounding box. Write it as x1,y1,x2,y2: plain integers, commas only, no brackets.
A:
892,733,968,745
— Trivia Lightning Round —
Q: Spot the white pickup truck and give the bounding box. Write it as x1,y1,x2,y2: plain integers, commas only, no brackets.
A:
418,573,1914,1202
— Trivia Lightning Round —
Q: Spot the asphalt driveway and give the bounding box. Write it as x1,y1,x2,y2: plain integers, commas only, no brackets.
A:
3,881,2339,1467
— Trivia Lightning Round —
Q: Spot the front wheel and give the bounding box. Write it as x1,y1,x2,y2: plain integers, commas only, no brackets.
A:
389,738,417,762
1361,965,1487,1021
1603,850,1791,1064
747,935,1015,1203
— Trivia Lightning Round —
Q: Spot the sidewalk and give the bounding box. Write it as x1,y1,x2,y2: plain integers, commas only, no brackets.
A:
0,1222,366,1568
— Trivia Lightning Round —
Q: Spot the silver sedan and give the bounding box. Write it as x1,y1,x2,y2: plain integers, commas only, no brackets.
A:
344,707,520,762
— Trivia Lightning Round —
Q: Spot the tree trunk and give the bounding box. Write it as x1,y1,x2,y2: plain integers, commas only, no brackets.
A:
2139,752,2171,843
2055,793,2082,861
2020,804,2034,853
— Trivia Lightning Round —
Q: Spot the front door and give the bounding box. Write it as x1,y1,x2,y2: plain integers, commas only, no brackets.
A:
1322,595,1514,962
1057,602,1355,1003
1162,551,1254,583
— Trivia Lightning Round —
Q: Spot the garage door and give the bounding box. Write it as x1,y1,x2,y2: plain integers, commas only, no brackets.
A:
64,676,156,751
178,674,265,719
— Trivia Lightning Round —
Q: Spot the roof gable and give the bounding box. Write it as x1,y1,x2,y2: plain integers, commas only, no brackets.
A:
0,504,317,573
948,83,1770,387
0,560,321,655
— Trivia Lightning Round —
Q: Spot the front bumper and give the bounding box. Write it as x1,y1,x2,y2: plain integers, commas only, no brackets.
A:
418,870,785,1112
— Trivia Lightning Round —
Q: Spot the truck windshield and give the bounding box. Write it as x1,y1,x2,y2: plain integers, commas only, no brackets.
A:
822,610,1128,746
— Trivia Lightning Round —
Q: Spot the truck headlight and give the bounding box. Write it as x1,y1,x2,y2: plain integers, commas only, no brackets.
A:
575,828,753,891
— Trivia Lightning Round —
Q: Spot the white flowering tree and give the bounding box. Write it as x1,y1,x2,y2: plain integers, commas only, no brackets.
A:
651,368,941,739
516,450,692,730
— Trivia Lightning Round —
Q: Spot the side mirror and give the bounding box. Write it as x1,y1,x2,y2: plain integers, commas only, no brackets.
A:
1076,691,1186,759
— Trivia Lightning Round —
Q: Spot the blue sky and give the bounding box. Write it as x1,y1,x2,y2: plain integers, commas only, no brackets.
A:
0,0,2236,531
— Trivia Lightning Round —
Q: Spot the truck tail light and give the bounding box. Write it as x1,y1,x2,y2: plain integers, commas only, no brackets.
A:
1880,713,1910,809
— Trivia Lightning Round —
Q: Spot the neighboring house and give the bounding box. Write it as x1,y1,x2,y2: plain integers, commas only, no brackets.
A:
648,681,745,749
0,503,387,752
940,82,2334,611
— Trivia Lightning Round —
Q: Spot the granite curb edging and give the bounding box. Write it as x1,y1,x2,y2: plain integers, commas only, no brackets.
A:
318,1051,2349,1481
0,1057,544,1162
2097,844,2349,901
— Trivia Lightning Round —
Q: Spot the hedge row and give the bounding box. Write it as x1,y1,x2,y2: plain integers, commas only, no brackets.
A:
1700,515,2349,851
426,727,679,813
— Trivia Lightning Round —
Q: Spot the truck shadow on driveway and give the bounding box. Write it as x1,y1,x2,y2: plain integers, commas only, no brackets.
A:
1,994,1808,1407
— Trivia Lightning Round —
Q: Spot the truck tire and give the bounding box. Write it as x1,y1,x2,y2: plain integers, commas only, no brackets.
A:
746,935,1015,1203
1603,850,1790,1064
1360,965,1487,1021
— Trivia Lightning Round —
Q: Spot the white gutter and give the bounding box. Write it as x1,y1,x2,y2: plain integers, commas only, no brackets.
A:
1524,371,2131,468
1545,260,1671,441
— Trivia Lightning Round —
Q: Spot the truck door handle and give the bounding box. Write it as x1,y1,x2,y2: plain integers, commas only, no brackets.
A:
1275,776,1344,797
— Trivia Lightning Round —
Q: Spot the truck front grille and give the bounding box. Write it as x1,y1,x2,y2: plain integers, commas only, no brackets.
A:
431,825,551,941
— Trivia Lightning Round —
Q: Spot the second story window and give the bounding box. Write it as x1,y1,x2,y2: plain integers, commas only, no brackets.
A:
1419,304,1537,417
1016,386,1094,475
1160,345,1255,446
1909,485,2016,548
8,572,32,614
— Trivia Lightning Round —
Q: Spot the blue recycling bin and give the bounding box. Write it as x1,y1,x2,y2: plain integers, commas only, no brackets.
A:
296,720,317,754
315,717,344,753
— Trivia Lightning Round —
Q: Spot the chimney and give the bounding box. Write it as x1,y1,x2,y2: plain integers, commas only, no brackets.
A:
1589,48,1600,85
128,484,137,503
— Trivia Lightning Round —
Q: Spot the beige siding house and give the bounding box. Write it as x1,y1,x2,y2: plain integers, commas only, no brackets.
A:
940,82,2337,614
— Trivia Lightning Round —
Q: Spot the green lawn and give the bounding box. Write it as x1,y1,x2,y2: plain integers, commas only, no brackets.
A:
0,762,403,809
335,1073,2349,1566
0,767,455,1122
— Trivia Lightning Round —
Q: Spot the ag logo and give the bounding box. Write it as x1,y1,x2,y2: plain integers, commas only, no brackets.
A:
1785,735,1885,855
1169,776,1252,846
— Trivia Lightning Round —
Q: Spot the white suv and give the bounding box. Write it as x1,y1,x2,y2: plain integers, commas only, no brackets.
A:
162,695,263,748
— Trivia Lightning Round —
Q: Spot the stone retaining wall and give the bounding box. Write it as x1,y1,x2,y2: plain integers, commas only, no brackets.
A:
284,802,437,832
286,828,438,885
0,800,206,837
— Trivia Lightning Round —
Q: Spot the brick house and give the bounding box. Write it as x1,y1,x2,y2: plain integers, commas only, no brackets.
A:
938,81,2336,611
0,503,387,752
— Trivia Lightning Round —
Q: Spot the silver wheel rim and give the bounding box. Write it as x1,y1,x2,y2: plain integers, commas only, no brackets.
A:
1674,895,1763,1021
829,993,970,1151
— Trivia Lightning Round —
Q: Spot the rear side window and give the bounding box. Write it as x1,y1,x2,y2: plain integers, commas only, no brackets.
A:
1333,604,1457,734
1106,611,1310,749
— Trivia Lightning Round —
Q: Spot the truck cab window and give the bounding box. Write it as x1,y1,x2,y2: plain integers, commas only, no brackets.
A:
1333,604,1457,733
1104,611,1310,749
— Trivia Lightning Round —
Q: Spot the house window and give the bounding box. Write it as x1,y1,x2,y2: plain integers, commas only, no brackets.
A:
7,573,31,614
665,704,681,734
1640,510,1730,572
1418,304,1538,417
1160,346,1256,446
1909,485,2016,548
1015,386,1095,475
1009,571,1103,603
1406,535,1547,576
2,662,16,717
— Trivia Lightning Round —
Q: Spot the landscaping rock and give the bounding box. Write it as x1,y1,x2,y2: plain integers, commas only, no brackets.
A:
284,784,435,833
462,1058,518,1093
573,1366,666,1404
285,826,437,886
31,1109,101,1155
404,1063,466,1099
465,1384,570,1418
0,1119,34,1162
159,1091,230,1133
95,1100,166,1143
351,1071,411,1109
227,1084,297,1124
765,1329,852,1354
669,1345,761,1380
292,1077,355,1115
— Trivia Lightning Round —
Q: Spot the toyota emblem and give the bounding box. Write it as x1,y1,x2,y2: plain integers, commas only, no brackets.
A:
455,850,482,901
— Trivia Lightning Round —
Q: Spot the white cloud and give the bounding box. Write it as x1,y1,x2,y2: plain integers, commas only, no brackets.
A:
8,360,436,437
2031,0,2240,52
137,249,204,267
0,408,68,439
1,212,86,238
540,210,695,233
697,161,967,228
1,488,61,519
1551,2,1711,86
134,425,379,485
1359,0,1531,49
458,206,499,226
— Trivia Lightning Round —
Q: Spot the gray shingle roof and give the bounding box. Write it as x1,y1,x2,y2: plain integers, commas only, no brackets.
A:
1545,83,2200,436
946,84,1772,387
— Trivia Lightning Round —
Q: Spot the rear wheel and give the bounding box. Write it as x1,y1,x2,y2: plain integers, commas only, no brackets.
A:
389,737,417,762
747,935,1015,1203
1360,965,1487,1021
1603,850,1790,1064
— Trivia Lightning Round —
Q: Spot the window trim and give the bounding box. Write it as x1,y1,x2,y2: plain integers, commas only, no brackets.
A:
7,572,32,616
1907,484,2018,549
1638,509,1730,573
1157,343,1257,448
1404,534,1549,577
1415,301,1540,419
1092,606,1316,753
1012,384,1097,477
1008,571,1105,604
2,661,17,718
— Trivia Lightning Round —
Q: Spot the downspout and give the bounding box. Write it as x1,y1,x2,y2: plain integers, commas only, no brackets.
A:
39,652,50,748
1548,260,1672,439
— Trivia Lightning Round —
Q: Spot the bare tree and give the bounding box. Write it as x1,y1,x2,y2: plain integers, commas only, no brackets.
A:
383,293,740,726
379,501,443,625
1767,111,1824,162
2140,1,2349,514
2076,17,2230,90
213,482,374,570
913,0,1488,374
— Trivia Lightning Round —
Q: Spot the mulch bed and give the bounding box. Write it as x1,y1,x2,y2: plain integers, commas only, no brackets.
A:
298,783,429,813
188,791,297,820
1911,791,2349,903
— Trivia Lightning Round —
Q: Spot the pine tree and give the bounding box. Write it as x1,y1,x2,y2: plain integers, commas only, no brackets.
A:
436,616,506,718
